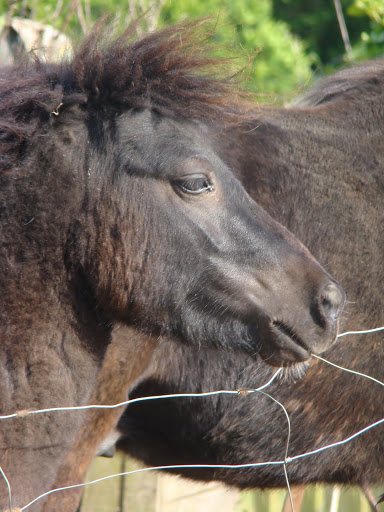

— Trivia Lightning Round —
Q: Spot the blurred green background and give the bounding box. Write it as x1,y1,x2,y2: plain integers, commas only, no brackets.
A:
1,0,383,101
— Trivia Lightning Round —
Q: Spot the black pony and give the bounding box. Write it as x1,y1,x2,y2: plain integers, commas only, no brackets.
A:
117,60,384,506
0,22,343,510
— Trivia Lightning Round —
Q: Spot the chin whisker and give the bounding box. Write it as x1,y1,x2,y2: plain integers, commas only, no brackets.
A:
279,360,311,383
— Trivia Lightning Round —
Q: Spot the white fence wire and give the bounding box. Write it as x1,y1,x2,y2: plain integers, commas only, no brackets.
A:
0,326,383,512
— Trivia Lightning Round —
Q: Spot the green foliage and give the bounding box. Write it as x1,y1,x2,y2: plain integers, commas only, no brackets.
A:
273,0,365,67
348,0,384,60
0,0,159,41
349,0,384,21
159,0,313,97
272,0,383,70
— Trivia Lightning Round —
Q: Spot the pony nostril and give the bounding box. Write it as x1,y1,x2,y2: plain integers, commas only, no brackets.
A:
320,282,345,320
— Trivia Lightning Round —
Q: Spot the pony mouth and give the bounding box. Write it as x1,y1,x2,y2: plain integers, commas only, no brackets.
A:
270,320,311,362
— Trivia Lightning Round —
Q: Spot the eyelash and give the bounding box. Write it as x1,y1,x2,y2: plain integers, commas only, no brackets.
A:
175,175,215,195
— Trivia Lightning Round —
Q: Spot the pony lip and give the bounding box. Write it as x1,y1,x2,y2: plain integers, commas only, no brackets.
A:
266,320,311,363
271,320,309,352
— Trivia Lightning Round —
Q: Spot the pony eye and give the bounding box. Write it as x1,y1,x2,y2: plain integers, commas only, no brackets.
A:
175,174,214,195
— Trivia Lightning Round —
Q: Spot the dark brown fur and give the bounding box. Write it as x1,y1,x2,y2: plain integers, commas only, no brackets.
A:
1,21,344,512
42,326,156,512
45,59,384,511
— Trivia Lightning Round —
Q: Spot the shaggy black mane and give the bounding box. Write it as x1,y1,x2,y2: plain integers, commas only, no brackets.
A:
0,21,247,171
70,21,246,118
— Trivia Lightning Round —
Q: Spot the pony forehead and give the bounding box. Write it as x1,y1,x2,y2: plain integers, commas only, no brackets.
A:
116,110,223,178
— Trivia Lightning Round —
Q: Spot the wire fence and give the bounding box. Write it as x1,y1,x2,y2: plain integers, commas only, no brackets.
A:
0,326,383,512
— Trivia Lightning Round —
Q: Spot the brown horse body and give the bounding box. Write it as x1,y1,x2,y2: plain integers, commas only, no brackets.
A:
49,59,384,512
117,60,384,492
